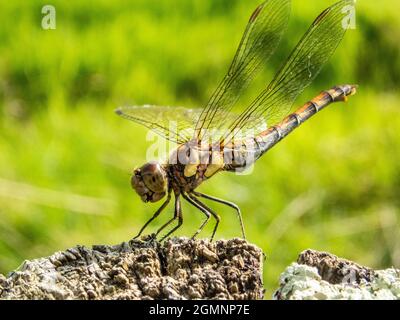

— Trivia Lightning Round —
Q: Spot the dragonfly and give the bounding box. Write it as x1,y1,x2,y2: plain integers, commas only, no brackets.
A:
115,0,357,241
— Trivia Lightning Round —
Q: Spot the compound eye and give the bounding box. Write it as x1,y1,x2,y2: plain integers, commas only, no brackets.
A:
140,162,166,193
142,172,165,193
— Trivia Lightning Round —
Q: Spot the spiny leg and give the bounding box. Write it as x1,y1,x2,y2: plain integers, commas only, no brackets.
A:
157,194,183,241
189,193,221,241
183,193,220,241
192,191,246,239
183,193,211,239
134,189,172,239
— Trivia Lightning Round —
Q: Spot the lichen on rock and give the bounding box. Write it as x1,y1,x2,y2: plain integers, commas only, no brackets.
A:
274,249,400,300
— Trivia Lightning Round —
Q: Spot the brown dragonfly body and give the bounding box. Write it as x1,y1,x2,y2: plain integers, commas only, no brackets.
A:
116,0,357,241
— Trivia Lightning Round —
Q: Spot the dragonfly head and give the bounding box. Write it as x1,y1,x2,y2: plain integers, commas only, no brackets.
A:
131,161,168,203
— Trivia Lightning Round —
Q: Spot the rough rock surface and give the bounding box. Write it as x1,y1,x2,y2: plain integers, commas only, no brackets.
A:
0,237,264,300
274,249,400,300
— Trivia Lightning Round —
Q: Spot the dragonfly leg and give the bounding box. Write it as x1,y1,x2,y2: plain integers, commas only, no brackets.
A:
133,189,172,239
183,193,210,240
192,191,246,240
185,193,220,241
157,193,183,241
192,195,221,241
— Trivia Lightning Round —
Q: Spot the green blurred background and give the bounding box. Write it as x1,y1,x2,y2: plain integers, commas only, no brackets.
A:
0,0,399,297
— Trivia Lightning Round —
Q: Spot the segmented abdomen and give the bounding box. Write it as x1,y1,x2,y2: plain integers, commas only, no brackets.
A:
224,85,357,172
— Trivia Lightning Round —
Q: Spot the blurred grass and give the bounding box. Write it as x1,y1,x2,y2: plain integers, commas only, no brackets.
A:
0,0,399,296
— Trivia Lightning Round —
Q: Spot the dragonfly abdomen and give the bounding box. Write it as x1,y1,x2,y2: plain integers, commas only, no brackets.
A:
224,85,357,172
256,84,357,158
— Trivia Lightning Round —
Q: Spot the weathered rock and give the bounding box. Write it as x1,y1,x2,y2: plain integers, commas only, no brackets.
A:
0,237,264,300
274,249,400,300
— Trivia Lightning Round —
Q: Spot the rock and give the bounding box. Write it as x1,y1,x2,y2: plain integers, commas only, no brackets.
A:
0,237,264,300
274,249,400,300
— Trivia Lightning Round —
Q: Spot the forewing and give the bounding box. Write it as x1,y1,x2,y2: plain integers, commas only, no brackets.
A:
115,106,264,145
115,105,200,144
195,0,291,143
224,0,355,142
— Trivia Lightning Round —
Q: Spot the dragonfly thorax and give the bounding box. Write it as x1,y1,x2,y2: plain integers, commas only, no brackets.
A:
131,161,168,203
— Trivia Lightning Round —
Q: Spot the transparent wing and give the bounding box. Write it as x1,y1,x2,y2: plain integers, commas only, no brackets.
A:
115,105,266,145
224,0,355,142
194,0,291,143
115,105,199,144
